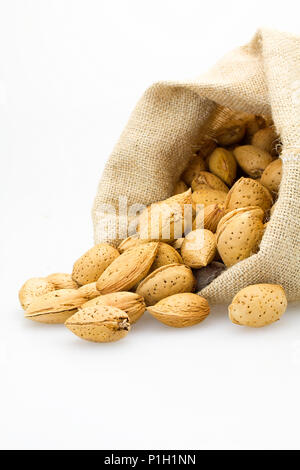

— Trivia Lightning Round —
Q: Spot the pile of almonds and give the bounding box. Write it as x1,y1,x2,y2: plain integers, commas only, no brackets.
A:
19,114,288,342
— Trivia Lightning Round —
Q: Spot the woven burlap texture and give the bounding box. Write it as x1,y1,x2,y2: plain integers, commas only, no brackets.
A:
93,28,300,303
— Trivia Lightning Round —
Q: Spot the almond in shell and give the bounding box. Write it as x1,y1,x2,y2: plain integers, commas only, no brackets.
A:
233,145,273,178
136,264,195,306
150,242,183,272
208,148,237,186
216,206,265,267
216,120,245,146
25,288,90,324
191,171,229,193
72,243,120,285
147,293,210,327
81,291,145,323
251,127,278,156
181,229,217,268
65,305,130,342
260,158,282,195
19,277,56,310
96,242,159,294
228,284,287,327
225,177,273,213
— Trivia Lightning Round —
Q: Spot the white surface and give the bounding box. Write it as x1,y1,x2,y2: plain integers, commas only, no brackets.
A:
0,0,299,450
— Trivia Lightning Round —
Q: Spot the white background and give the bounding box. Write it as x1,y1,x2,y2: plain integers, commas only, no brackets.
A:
0,0,299,450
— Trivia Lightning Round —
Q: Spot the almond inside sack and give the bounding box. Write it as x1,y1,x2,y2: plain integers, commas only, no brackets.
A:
93,28,300,303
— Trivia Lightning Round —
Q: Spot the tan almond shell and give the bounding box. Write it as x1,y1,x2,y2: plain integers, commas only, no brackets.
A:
192,187,227,208
216,206,265,267
46,273,79,290
96,242,159,294
148,293,210,328
191,171,229,193
25,288,91,324
118,236,147,254
181,229,217,269
136,264,195,306
19,277,56,310
138,189,192,242
72,243,120,285
228,283,287,328
181,155,206,185
208,148,237,186
65,305,130,343
225,177,273,213
233,145,273,178
260,158,282,194
81,292,146,324
193,203,226,233
174,180,188,195
215,120,246,146
77,282,100,300
150,242,183,272
251,127,278,155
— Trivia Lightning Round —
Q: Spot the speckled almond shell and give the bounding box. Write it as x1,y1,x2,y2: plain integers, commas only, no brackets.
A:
46,273,79,290
81,291,145,323
19,277,56,310
181,229,217,269
260,159,282,194
191,171,229,193
192,187,227,208
228,283,287,327
77,282,100,300
225,177,273,213
150,242,183,272
96,242,159,294
216,206,265,267
251,127,278,156
233,145,273,178
181,155,206,186
25,288,90,318
65,305,130,343
72,243,120,285
208,148,237,186
215,119,245,146
148,293,210,327
138,189,192,242
174,180,188,195
136,263,195,306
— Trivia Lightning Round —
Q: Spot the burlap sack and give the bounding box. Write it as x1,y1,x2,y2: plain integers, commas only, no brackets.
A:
93,28,300,304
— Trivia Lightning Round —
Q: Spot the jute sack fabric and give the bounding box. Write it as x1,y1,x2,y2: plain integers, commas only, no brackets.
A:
93,28,300,304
